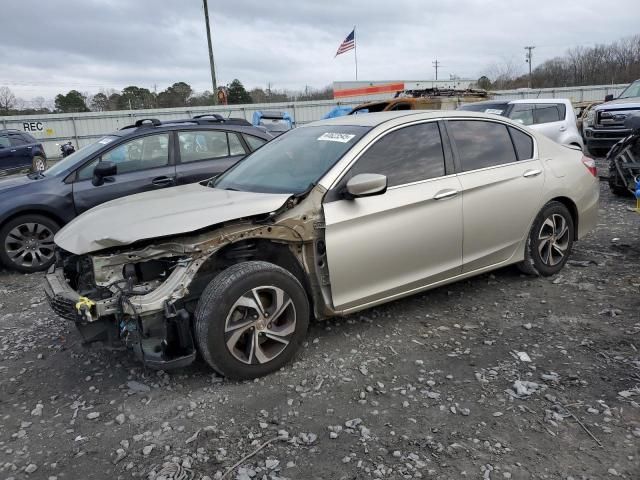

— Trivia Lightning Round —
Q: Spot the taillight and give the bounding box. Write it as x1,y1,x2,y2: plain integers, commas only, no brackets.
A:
581,156,597,177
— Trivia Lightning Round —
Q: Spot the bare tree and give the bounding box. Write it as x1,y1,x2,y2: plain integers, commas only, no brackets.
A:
0,86,16,114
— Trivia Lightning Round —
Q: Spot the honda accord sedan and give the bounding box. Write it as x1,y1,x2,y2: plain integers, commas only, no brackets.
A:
45,111,599,379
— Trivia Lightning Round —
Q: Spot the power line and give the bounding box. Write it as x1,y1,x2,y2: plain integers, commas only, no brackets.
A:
524,46,535,88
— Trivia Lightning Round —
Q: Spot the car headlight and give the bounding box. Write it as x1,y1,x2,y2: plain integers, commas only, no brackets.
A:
586,110,595,127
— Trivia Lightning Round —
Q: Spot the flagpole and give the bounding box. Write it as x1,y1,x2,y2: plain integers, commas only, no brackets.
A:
354,25,358,80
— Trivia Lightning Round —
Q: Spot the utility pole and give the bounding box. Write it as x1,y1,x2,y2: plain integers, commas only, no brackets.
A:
432,59,441,81
524,46,535,88
203,0,218,104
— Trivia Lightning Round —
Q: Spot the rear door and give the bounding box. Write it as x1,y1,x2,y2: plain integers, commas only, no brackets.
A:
175,130,248,184
323,121,463,311
446,119,545,272
0,134,14,172
532,104,566,143
8,133,32,169
72,132,176,214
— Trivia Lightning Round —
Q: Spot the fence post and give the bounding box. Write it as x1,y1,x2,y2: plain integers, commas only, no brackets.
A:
292,103,297,125
70,116,80,149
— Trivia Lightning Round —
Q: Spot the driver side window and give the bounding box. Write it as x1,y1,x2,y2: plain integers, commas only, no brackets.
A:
77,134,170,180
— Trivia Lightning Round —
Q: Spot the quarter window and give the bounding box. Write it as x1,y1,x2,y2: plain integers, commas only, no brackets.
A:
508,127,534,161
509,104,535,126
228,133,246,156
345,122,446,187
448,120,517,171
244,134,267,151
534,104,563,123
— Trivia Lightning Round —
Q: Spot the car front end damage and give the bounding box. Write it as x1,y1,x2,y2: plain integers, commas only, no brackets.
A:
44,188,333,369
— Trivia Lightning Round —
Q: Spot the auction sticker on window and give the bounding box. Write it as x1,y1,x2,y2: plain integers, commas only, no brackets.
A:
485,109,504,115
317,132,356,143
98,137,114,145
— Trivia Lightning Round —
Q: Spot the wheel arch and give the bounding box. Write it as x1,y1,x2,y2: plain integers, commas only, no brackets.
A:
188,239,314,310
548,196,579,240
0,209,65,232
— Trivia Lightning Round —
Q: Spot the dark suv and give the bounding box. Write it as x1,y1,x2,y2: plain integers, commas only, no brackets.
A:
0,116,272,272
0,129,47,174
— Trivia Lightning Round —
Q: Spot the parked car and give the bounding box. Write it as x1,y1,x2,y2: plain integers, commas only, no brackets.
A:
349,88,488,115
0,116,272,273
45,111,599,378
458,99,584,149
0,129,47,175
252,111,294,136
583,79,640,156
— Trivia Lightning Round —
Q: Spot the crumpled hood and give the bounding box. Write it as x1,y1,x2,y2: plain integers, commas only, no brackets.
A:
55,182,291,254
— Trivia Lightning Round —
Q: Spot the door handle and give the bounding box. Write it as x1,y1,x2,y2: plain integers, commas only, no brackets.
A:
559,126,567,131
151,176,175,187
523,169,542,178
433,189,459,200
27,146,32,149
10,149,16,152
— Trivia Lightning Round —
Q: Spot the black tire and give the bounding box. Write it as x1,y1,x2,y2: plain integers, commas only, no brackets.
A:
194,261,309,379
518,202,574,277
0,214,59,273
31,156,46,173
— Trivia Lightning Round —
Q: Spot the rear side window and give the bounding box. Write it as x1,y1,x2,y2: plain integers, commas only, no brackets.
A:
0,136,9,148
534,104,563,123
9,135,28,146
21,133,37,143
345,122,445,187
228,133,246,156
244,134,267,151
178,131,231,163
448,120,517,171
508,127,534,160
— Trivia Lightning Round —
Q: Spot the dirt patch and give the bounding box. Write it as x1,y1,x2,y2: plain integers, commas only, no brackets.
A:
0,183,639,480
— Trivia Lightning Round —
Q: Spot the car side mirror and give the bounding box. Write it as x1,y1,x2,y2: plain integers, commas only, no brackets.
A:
344,173,387,199
604,94,614,102
92,161,117,186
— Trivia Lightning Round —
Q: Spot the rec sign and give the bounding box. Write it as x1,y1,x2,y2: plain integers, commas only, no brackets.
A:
23,121,44,132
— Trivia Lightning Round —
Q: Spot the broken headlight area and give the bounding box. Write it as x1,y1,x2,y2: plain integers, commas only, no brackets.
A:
54,250,198,368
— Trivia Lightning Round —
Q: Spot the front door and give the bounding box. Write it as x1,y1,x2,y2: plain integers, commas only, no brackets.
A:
445,119,545,272
72,132,176,214
175,130,248,184
323,121,463,311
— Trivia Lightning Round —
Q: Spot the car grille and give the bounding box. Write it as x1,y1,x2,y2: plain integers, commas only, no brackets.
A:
46,291,77,321
596,108,636,128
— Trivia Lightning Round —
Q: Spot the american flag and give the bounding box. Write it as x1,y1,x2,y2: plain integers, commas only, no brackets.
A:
335,29,355,56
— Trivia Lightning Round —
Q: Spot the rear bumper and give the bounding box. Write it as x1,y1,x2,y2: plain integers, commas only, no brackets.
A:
577,178,600,241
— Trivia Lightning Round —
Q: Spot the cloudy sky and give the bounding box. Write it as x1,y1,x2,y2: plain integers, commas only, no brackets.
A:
1,0,639,102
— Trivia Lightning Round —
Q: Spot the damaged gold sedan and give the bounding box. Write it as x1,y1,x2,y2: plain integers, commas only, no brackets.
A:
45,111,599,379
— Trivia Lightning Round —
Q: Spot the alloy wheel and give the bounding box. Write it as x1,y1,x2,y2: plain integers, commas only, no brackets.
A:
224,286,297,365
537,214,570,266
4,222,56,269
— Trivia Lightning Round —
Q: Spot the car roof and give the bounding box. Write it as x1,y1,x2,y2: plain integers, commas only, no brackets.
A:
508,98,571,104
113,122,272,139
308,110,510,127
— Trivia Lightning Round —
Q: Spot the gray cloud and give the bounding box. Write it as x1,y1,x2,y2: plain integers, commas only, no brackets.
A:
1,0,639,100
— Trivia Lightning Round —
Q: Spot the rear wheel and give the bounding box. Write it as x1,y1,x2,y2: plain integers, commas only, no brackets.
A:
0,215,59,272
194,261,309,379
518,202,574,276
32,156,46,173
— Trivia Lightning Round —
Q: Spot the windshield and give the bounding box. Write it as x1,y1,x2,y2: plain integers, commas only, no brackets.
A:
458,102,509,114
618,80,640,99
214,125,370,194
44,136,118,177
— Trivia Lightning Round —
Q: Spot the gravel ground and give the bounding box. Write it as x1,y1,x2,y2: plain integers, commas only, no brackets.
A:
0,181,639,480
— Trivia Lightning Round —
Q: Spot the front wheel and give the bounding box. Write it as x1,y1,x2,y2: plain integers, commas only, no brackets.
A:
518,202,574,276
0,214,59,272
194,261,309,379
